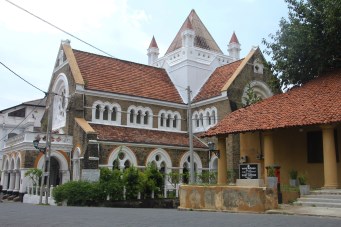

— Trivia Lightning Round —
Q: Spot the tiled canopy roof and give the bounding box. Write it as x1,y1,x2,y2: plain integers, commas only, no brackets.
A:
90,124,207,149
205,70,341,136
73,50,183,104
165,9,223,55
193,59,243,102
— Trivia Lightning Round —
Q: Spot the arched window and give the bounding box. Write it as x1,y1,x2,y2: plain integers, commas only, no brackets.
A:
207,112,211,125
103,106,109,120
111,107,117,121
144,111,149,125
199,113,204,127
136,110,142,124
130,109,135,123
160,113,165,127
212,110,216,124
195,114,199,127
124,160,131,169
166,114,171,127
173,115,177,128
95,105,100,119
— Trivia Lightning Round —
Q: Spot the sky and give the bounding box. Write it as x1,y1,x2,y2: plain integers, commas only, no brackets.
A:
0,0,288,110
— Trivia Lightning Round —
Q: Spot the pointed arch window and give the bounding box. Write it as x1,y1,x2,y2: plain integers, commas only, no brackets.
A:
160,113,165,127
136,110,142,124
173,115,177,128
199,113,204,127
103,106,109,120
207,112,211,125
144,111,149,125
95,105,101,119
212,110,216,124
130,109,135,123
111,107,117,121
166,114,171,127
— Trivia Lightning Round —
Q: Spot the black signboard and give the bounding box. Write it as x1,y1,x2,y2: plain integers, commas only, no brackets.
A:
239,164,259,179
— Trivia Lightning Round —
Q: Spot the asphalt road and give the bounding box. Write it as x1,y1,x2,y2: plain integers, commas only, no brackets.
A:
1,202,341,227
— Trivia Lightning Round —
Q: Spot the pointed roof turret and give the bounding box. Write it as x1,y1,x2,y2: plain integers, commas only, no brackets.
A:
165,9,223,55
229,32,240,44
149,36,159,49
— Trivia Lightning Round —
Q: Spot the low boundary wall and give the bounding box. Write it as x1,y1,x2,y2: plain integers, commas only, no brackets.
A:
179,185,278,213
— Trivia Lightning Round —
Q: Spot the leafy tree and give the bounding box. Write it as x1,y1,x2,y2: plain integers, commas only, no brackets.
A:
24,168,43,186
263,0,341,88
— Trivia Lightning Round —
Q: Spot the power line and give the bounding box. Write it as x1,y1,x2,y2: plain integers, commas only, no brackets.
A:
0,94,47,142
5,0,115,58
0,61,47,95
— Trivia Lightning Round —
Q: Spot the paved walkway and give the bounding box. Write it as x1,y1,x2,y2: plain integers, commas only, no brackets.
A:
267,204,341,218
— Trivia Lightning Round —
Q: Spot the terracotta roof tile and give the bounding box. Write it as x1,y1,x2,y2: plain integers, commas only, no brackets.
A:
193,60,243,102
73,50,183,103
90,124,207,149
149,36,158,49
229,32,240,44
205,70,341,136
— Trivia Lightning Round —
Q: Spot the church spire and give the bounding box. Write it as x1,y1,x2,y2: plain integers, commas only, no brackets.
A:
228,32,241,60
147,36,159,65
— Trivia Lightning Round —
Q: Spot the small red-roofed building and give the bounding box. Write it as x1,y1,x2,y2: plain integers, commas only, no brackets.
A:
205,70,341,189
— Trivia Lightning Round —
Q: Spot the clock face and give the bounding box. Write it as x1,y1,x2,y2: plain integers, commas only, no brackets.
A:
52,74,69,131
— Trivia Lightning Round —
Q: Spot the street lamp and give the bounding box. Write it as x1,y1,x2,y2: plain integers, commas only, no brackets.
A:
207,141,220,158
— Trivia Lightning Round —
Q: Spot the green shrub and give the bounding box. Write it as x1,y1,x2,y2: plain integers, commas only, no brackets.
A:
99,168,124,200
141,164,164,198
197,171,217,184
298,173,308,185
289,170,298,180
123,166,141,200
52,181,103,206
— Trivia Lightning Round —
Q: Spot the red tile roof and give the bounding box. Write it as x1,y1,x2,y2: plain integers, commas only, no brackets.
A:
73,50,183,103
165,9,223,54
193,59,243,102
149,36,158,49
205,70,341,136
90,124,207,149
229,32,240,44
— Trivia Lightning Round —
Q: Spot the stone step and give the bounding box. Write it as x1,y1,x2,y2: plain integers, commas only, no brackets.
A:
298,197,341,203
310,189,341,195
294,201,341,208
303,194,341,200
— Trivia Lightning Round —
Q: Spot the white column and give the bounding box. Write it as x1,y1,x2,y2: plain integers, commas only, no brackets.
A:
1,170,5,187
8,171,15,192
2,171,8,190
14,170,20,192
20,169,29,194
61,170,70,184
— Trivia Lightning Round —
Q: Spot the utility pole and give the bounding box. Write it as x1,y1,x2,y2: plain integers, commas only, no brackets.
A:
45,93,54,204
187,86,195,184
38,92,53,204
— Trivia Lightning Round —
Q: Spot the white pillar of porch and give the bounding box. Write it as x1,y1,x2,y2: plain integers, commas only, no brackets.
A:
8,171,16,192
14,170,20,193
